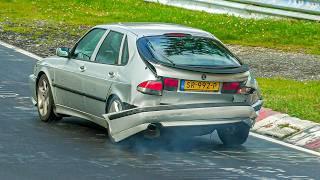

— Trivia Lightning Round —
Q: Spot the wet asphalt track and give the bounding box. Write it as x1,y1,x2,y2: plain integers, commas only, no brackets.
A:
0,44,319,180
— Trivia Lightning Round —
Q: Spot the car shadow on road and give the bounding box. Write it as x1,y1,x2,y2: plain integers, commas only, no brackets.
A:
53,117,249,154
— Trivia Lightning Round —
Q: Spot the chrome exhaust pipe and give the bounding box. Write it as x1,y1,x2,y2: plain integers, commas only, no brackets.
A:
144,123,160,139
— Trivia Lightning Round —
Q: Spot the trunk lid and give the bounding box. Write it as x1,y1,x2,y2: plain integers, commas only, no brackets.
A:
151,63,250,105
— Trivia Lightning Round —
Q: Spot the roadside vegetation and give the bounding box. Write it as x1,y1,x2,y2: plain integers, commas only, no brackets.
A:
0,0,319,122
258,78,320,123
1,0,320,54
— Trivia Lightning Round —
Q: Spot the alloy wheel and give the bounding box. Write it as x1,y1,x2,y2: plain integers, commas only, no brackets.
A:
37,79,50,117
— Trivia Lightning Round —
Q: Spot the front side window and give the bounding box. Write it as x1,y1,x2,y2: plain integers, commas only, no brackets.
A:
95,31,124,65
137,34,241,68
72,28,106,61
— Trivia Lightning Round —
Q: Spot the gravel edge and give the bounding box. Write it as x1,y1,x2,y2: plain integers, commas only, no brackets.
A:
1,20,319,80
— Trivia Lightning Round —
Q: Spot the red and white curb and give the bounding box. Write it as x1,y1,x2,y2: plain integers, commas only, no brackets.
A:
1,40,320,156
254,108,320,153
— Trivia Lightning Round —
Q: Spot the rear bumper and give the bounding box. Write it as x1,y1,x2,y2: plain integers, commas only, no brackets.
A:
103,101,263,142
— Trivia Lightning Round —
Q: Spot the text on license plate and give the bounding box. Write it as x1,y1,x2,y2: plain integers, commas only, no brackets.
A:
181,80,220,92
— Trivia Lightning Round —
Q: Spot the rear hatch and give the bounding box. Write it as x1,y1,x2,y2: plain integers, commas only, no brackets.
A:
137,33,250,105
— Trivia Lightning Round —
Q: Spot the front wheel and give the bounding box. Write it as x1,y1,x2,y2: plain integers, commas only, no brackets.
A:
217,123,250,146
36,74,61,122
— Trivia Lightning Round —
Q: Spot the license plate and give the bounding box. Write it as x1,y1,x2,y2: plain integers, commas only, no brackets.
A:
180,80,220,92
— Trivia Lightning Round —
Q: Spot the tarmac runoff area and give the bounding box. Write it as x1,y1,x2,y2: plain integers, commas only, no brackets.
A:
1,40,320,179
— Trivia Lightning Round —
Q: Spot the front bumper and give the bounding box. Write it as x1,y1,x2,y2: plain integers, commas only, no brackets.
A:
29,74,37,106
103,101,263,142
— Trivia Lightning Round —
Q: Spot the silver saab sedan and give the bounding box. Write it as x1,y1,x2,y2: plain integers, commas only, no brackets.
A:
29,23,263,145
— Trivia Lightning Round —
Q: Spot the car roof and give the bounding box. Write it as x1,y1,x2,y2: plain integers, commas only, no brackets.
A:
95,23,214,38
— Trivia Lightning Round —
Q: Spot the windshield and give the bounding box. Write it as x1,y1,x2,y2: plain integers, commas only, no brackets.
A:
137,34,241,68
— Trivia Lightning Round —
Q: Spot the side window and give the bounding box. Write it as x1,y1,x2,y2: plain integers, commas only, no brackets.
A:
120,37,129,65
95,31,124,65
72,29,106,61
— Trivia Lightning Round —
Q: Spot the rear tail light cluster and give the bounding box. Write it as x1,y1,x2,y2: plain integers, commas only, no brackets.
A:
137,77,178,96
137,78,254,95
222,82,254,94
137,80,163,96
163,78,178,91
238,86,254,94
221,82,240,94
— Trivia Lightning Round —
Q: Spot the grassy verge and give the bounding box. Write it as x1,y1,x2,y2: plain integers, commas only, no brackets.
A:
0,0,320,54
258,78,320,123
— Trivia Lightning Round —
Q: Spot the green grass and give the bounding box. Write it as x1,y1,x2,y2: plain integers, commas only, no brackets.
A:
0,0,320,54
258,78,320,123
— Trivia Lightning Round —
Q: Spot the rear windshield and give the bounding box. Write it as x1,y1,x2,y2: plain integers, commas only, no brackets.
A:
137,35,241,68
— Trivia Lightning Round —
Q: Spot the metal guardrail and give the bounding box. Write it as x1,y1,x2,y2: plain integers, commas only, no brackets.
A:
229,0,320,15
145,0,320,21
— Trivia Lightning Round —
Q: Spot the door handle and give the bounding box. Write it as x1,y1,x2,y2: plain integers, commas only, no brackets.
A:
79,65,86,72
108,71,115,78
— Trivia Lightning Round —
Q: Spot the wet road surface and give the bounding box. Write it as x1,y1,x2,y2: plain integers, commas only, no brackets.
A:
0,44,319,179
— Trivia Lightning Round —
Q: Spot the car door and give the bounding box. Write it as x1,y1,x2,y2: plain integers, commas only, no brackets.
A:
80,30,126,117
54,28,106,112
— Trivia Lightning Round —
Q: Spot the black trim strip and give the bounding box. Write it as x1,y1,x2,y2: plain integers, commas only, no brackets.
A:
109,102,250,120
171,64,249,74
52,83,105,102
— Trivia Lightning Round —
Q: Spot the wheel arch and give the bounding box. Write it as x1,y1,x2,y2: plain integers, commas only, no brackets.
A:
35,68,56,102
105,82,132,112
36,71,46,87
36,67,53,86
105,94,117,112
105,91,134,113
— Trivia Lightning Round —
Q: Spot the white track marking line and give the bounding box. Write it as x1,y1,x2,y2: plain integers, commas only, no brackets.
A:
0,40,42,61
2,40,320,157
250,132,320,157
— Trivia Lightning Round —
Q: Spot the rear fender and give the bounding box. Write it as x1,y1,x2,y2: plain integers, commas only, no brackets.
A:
244,72,263,106
107,81,131,105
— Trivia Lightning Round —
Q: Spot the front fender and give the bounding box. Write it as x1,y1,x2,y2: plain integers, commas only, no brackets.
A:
34,62,56,101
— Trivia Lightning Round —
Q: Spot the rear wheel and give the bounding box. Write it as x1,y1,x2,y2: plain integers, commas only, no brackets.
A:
217,123,250,146
105,96,125,142
37,74,61,122
106,95,124,113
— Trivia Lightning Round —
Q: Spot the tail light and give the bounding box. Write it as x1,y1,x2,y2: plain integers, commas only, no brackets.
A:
137,80,163,96
222,82,240,94
238,87,254,94
163,78,178,91
222,82,254,94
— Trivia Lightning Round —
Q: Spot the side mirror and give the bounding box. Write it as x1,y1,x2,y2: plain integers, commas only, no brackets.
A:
56,47,70,58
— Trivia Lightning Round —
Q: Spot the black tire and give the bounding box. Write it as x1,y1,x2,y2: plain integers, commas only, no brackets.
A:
106,95,124,114
217,123,250,146
36,74,62,122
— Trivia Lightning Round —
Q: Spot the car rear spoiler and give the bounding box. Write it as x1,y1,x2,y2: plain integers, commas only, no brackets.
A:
151,63,250,82
172,64,249,74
